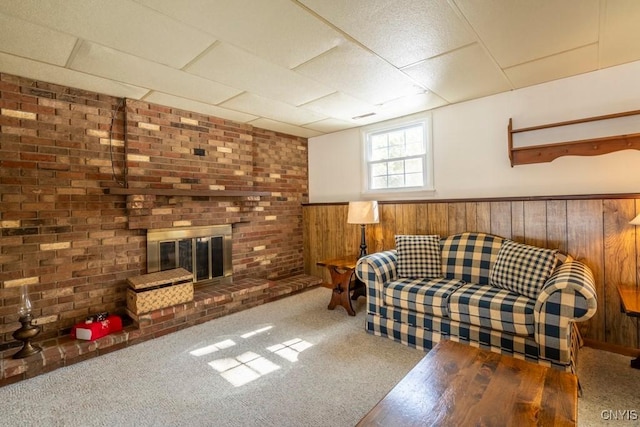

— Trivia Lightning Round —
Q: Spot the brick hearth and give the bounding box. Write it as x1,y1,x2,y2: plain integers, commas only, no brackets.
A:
0,274,322,387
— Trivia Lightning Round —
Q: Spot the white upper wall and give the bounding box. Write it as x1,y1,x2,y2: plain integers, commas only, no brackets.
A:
308,60,640,203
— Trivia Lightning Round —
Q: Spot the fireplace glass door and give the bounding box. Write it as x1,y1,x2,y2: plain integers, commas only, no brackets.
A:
158,237,224,282
148,225,232,285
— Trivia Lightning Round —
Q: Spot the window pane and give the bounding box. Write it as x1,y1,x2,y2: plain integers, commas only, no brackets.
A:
389,131,406,159
406,173,423,187
405,158,423,173
388,145,404,159
406,141,424,156
388,131,404,147
371,134,387,148
406,126,422,144
370,147,388,161
371,162,387,177
371,175,387,189
370,134,388,160
388,160,404,174
388,174,405,188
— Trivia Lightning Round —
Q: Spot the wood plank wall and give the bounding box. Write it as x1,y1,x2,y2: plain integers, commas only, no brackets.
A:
303,196,640,352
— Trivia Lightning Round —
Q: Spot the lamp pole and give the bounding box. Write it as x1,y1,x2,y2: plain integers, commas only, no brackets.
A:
358,224,367,258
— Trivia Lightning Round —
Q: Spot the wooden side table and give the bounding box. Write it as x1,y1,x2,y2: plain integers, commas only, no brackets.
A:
316,256,364,316
617,284,640,369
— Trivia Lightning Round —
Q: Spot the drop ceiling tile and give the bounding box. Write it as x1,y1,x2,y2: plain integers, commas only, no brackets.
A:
295,42,424,105
454,0,600,68
301,92,376,122
219,93,326,126
0,52,149,99
303,118,358,133
0,0,215,68
312,92,442,128
600,0,640,67
248,118,322,138
0,13,77,66
505,44,598,89
403,43,511,103
374,91,449,121
135,0,343,69
143,92,258,124
69,41,242,105
299,0,475,68
186,42,334,106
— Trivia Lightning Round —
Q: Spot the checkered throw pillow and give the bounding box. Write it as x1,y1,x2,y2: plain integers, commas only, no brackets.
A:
441,232,504,285
395,235,442,279
490,240,558,299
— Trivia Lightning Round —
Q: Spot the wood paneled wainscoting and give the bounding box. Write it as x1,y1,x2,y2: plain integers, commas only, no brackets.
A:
303,195,640,353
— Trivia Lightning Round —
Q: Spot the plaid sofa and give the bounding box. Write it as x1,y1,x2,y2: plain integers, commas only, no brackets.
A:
355,232,597,373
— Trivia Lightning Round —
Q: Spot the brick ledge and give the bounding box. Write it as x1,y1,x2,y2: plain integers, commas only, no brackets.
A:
0,274,322,387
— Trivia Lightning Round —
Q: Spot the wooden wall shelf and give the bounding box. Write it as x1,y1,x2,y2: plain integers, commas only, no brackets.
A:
106,188,270,197
508,109,640,166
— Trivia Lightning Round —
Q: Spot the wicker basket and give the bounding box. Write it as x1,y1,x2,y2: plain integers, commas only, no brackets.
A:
126,268,194,315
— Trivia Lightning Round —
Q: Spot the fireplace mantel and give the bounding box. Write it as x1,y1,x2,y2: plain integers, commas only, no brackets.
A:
107,188,271,197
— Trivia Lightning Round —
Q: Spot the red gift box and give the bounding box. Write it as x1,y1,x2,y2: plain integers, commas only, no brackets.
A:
71,315,122,341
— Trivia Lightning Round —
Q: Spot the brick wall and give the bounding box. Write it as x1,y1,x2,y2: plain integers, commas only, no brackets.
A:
0,73,309,345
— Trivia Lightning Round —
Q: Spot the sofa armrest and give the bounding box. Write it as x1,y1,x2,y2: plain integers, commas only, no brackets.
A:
355,250,398,314
534,261,598,363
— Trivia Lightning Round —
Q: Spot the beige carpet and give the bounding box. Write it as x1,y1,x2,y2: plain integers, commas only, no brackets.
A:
0,287,638,426
577,346,640,426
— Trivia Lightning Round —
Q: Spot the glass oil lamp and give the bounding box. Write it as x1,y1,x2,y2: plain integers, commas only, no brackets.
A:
12,285,42,359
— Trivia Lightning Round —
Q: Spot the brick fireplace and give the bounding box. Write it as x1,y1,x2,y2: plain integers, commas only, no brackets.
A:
0,73,313,360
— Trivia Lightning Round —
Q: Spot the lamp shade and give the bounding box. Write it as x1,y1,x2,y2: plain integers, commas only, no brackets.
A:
347,201,379,224
630,214,640,226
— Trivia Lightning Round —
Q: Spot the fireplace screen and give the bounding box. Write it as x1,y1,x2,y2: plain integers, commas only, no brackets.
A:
147,225,232,284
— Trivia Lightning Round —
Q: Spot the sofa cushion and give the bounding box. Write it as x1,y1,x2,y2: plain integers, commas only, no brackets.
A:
448,283,535,336
441,232,504,285
396,235,442,279
490,240,558,299
383,277,465,317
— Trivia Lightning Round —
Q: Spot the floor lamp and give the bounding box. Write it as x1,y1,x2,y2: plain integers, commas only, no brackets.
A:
347,201,379,259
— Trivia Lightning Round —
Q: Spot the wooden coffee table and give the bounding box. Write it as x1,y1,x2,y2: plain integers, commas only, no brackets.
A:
357,340,578,426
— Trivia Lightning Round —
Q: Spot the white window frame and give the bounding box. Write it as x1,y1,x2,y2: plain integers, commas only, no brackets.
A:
361,113,435,197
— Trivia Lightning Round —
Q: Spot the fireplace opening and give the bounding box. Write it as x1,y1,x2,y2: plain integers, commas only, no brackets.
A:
147,225,232,285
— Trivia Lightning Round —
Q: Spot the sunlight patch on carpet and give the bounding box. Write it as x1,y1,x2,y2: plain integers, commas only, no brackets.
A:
267,338,313,362
189,339,236,357
241,325,273,339
208,351,281,387
192,325,314,387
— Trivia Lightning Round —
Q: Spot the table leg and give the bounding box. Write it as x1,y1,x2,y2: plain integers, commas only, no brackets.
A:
327,266,356,316
351,279,366,300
